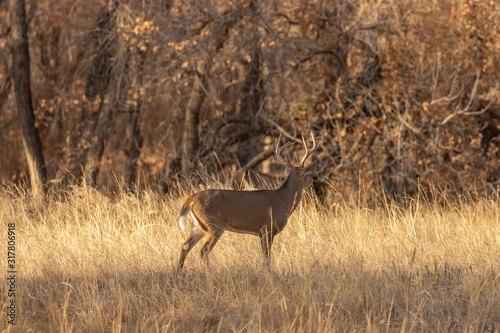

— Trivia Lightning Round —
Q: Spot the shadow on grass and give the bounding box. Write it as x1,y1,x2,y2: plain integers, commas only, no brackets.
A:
15,258,500,332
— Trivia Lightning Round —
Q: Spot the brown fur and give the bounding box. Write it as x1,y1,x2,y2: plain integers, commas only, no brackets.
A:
177,167,312,268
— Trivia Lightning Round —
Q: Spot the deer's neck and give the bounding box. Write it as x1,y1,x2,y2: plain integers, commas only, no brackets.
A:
278,172,304,215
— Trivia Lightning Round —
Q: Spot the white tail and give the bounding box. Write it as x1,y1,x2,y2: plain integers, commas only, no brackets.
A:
178,212,188,232
177,132,323,269
178,202,193,231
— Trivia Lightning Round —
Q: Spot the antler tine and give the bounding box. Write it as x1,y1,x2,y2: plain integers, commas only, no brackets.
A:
300,131,324,167
274,132,296,168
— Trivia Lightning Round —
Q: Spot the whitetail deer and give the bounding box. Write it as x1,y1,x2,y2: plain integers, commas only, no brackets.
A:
177,132,323,268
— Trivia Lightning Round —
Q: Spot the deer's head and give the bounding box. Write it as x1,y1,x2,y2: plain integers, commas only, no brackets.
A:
274,132,323,189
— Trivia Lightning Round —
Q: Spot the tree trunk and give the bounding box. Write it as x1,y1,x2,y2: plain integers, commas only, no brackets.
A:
82,1,130,187
10,0,47,200
180,11,239,174
84,5,114,107
83,45,128,187
63,2,117,186
181,53,211,174
122,106,143,188
182,66,208,158
121,50,145,189
235,48,265,166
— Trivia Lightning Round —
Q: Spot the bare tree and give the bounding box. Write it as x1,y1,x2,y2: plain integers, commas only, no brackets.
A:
80,1,130,187
121,49,145,189
9,0,46,199
181,53,210,171
180,8,241,174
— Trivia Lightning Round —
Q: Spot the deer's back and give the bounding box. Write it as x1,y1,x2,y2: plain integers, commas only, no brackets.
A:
187,189,289,233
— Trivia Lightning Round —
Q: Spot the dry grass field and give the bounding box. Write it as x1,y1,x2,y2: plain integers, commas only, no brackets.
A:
1,180,499,332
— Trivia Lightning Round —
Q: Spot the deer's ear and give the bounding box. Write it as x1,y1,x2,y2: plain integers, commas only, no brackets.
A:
303,163,315,175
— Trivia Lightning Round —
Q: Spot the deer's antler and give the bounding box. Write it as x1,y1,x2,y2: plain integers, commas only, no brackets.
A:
274,132,295,168
300,131,323,168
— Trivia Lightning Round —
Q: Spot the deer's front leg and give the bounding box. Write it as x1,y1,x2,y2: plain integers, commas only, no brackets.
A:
259,227,277,259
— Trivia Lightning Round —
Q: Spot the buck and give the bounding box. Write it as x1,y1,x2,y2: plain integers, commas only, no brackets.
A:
177,132,323,269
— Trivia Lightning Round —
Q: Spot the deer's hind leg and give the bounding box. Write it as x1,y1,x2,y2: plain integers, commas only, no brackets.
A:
178,229,205,269
200,227,224,265
178,211,208,269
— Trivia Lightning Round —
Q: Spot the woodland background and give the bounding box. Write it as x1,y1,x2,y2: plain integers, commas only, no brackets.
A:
1,0,499,199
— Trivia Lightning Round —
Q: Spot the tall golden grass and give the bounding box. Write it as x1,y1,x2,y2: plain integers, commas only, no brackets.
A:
1,180,499,332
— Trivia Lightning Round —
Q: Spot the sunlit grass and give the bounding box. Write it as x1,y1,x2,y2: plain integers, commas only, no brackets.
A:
0,182,499,332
